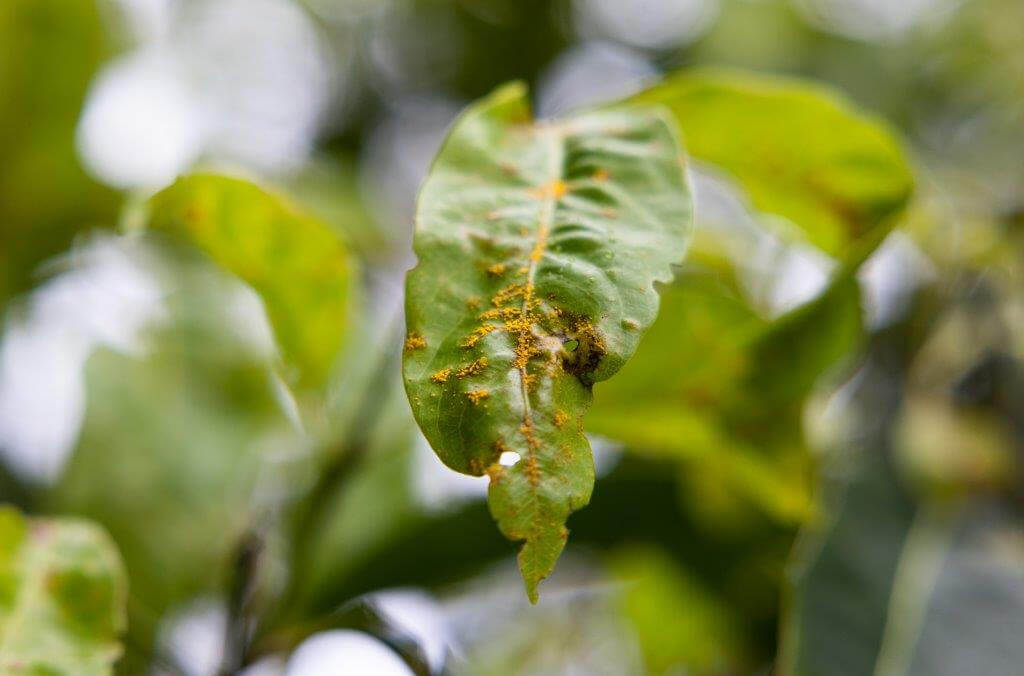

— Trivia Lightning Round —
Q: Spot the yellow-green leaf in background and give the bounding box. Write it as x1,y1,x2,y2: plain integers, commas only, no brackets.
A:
633,68,913,262
148,174,358,391
0,505,127,674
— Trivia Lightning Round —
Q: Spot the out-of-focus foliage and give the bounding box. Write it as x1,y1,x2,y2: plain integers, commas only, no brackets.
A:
0,0,117,311
590,71,911,526
1,0,1021,673
609,545,750,673
0,505,127,674
403,82,691,600
782,216,1024,675
633,69,913,260
148,174,358,392
49,256,303,664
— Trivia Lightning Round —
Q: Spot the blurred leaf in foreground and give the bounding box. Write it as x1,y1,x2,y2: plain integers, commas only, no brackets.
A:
403,82,691,601
148,174,358,392
0,505,127,674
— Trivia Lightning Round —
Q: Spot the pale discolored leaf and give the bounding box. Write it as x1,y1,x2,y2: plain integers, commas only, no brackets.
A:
148,173,357,390
0,505,127,674
403,82,692,601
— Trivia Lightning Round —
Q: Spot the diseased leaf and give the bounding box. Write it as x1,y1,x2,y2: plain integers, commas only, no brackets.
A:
0,505,127,674
148,173,357,390
403,82,692,601
633,68,914,261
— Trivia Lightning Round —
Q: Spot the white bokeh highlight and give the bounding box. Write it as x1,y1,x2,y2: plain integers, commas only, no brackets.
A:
573,0,719,50
0,237,166,483
79,0,334,190
77,50,203,190
285,630,413,676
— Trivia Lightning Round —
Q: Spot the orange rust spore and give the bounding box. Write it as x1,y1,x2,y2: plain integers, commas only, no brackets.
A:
466,389,490,405
404,332,426,352
456,357,488,378
460,324,498,348
431,368,451,384
529,179,569,200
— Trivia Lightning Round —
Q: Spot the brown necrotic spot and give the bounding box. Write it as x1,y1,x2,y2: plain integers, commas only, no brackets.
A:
559,314,607,383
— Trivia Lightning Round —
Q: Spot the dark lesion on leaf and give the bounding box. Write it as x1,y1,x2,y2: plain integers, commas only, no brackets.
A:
557,312,607,385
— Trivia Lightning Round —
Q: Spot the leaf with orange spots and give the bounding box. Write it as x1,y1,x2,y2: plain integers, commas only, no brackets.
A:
403,82,692,601
0,505,127,674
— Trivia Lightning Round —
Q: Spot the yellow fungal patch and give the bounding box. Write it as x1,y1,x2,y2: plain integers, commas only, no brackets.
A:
491,283,527,307
404,332,426,352
431,368,452,384
486,263,507,276
553,410,569,427
593,168,610,182
466,389,490,405
461,324,498,348
529,179,569,200
466,296,481,310
523,372,538,390
478,306,522,322
529,230,548,262
456,357,488,378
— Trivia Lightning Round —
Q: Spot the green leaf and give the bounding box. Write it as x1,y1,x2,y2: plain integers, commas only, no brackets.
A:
0,505,127,674
633,68,914,262
403,82,692,601
148,173,357,390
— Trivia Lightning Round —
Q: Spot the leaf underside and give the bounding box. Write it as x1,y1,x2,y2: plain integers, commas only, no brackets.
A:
403,82,692,601
0,506,127,674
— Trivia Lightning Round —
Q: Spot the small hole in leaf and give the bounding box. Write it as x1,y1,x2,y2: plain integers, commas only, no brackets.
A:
499,451,521,467
563,339,579,352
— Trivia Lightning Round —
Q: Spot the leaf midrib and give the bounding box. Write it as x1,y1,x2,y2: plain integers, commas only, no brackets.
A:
515,125,566,487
